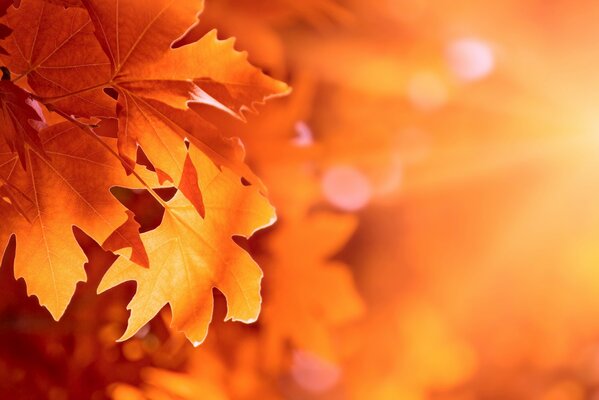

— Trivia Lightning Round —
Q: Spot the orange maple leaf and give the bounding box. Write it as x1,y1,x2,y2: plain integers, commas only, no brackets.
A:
262,212,364,367
0,122,151,319
98,148,275,345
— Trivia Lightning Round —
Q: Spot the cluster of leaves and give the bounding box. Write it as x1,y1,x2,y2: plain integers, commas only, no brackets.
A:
0,0,505,399
0,0,373,397
0,0,288,346
7,0,599,399
108,1,599,399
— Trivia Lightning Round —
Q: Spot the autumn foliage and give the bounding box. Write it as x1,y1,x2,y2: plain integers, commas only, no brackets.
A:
1,0,599,399
0,0,288,336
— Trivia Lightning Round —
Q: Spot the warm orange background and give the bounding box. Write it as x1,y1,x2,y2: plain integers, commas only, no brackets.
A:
4,0,599,399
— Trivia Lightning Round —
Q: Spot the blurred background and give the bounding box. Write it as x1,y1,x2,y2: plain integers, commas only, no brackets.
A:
4,0,599,399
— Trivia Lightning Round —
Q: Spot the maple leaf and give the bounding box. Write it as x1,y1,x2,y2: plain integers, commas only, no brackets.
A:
262,212,364,367
0,122,150,319
98,148,276,345
0,80,45,164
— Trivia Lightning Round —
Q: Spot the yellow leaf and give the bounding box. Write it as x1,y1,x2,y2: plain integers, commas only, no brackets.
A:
98,148,276,344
